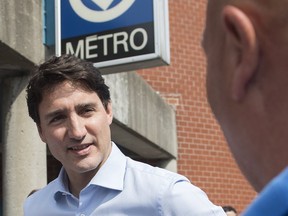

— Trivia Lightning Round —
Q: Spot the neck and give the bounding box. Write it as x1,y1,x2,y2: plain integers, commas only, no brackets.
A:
67,169,97,198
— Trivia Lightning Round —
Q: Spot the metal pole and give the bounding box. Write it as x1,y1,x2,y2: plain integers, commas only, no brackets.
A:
55,0,61,56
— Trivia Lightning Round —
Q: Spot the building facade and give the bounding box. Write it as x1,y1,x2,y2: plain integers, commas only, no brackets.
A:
0,1,256,215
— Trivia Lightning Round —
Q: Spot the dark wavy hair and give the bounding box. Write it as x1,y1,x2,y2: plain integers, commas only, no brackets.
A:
222,206,237,214
26,54,110,124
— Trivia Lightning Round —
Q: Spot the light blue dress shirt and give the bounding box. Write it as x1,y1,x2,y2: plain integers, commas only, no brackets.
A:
243,167,288,216
24,142,225,216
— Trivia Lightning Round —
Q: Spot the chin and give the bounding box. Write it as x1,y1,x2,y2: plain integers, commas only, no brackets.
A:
75,160,100,174
249,176,265,192
242,164,270,192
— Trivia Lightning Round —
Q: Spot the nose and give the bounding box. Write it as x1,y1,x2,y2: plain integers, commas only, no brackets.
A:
67,115,87,141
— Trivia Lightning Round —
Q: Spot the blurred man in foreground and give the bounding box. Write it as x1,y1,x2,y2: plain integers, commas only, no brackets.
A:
202,0,288,215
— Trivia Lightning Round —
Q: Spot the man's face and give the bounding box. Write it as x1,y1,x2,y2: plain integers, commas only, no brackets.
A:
37,81,113,177
226,211,237,216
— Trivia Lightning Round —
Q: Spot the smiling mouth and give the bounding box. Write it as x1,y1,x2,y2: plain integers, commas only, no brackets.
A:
68,144,91,151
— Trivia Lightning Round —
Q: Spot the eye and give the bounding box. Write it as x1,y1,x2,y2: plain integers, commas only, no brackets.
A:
79,106,95,116
49,114,66,124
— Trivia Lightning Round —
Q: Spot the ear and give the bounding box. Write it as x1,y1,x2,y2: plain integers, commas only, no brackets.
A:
222,5,259,101
37,124,47,143
106,101,113,125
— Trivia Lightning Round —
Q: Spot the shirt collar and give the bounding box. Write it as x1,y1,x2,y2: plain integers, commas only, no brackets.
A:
53,168,71,199
54,142,126,200
89,142,126,191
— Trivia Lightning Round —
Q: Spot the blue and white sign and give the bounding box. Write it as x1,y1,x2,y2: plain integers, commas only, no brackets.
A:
52,0,170,74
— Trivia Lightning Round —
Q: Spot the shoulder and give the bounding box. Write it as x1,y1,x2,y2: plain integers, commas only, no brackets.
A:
126,157,188,183
24,178,60,214
124,157,200,199
124,157,191,198
125,158,225,215
243,167,288,216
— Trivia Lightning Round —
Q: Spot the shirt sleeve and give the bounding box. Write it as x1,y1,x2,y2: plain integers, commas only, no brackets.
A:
161,179,226,216
243,167,288,216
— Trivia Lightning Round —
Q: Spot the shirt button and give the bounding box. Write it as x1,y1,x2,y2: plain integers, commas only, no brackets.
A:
80,214,85,216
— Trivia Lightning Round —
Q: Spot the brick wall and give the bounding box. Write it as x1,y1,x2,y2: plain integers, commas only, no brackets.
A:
138,0,256,213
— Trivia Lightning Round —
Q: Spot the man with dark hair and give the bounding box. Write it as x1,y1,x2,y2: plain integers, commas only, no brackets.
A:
202,0,288,215
24,54,225,215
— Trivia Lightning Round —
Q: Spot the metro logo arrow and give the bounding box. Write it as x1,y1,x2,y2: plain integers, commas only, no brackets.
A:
91,0,114,10
69,0,135,22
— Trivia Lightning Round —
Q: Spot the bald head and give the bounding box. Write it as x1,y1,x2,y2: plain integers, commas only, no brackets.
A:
203,0,288,191
217,0,288,39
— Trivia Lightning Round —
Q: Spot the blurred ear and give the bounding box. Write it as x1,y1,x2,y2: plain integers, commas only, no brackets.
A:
106,102,113,125
222,5,259,101
37,124,47,143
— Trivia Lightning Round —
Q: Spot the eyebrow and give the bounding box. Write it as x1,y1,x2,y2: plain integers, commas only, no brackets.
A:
75,102,98,111
44,109,66,121
44,102,98,118
45,100,101,119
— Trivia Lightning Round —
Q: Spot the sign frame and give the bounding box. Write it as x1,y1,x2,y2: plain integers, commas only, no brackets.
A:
54,0,170,74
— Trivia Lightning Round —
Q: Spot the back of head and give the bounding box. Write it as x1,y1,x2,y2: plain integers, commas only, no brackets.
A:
26,54,110,125
204,0,288,192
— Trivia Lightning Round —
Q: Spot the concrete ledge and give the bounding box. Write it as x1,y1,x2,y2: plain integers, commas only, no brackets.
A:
0,42,35,77
0,0,45,66
104,72,177,159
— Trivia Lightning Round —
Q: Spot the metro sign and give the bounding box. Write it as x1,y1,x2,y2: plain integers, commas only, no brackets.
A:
58,0,170,74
